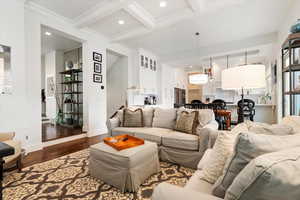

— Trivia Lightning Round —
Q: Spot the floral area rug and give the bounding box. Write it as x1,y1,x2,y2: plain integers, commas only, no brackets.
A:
4,149,195,200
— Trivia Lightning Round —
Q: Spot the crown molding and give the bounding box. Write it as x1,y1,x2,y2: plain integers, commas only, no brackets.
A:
25,1,74,25
124,1,156,29
74,0,133,28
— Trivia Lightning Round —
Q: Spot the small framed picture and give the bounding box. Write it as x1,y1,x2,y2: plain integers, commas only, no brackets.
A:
93,52,102,62
93,74,102,83
94,62,102,73
141,55,144,67
145,57,148,68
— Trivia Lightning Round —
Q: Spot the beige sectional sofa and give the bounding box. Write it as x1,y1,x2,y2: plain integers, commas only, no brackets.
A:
106,107,219,169
152,116,300,200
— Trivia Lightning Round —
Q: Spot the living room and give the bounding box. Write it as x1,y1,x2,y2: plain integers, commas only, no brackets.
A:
1,0,300,199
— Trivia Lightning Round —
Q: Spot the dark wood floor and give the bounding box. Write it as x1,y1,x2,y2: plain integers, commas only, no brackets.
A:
42,123,83,142
22,135,107,168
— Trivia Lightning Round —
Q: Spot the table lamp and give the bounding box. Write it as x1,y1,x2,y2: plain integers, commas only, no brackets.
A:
221,64,266,121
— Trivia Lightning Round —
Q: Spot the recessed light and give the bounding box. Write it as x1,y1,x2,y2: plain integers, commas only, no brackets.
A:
45,32,52,36
118,20,125,25
160,1,167,7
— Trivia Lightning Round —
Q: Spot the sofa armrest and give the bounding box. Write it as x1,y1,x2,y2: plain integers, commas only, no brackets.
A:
106,117,120,136
152,183,222,200
0,132,15,142
197,126,219,154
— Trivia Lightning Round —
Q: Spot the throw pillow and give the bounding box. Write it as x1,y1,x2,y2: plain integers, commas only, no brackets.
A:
198,109,215,128
116,107,154,127
143,108,154,127
122,108,144,127
152,108,177,129
199,131,238,184
175,111,199,134
197,149,213,170
226,147,300,200
281,115,300,134
212,132,300,198
247,121,294,136
177,107,215,128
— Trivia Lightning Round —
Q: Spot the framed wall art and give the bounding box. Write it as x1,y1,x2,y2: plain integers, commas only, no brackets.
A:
93,74,102,83
94,62,102,73
145,57,148,68
93,52,102,62
141,55,144,67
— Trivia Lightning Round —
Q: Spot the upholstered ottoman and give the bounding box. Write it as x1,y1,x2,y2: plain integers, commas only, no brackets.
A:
89,141,160,192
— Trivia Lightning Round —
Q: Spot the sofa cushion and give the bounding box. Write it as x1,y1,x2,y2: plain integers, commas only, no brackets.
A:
185,170,214,194
281,115,300,134
152,108,177,129
112,127,172,145
200,131,237,184
175,111,199,134
177,108,215,128
112,127,144,137
123,108,144,127
212,132,300,198
226,147,300,200
161,131,199,150
134,128,173,145
247,121,294,136
143,108,154,127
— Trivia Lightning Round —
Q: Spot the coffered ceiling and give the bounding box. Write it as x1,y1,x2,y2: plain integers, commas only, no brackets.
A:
26,0,294,66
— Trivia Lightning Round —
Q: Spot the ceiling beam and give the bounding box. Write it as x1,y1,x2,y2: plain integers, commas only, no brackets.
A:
111,9,194,42
124,2,156,29
185,0,201,12
74,0,133,28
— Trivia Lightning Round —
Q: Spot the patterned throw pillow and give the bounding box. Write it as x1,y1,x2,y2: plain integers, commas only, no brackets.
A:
175,111,199,134
122,108,144,127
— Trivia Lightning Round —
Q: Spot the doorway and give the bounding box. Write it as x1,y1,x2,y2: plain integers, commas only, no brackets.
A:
41,25,83,142
106,49,128,119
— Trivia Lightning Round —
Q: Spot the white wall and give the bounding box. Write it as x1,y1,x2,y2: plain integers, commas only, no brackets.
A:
0,0,132,152
160,64,187,108
107,53,128,118
138,48,158,95
0,0,32,148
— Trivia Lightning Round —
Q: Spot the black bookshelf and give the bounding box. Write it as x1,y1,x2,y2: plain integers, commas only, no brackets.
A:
60,69,83,128
282,33,300,116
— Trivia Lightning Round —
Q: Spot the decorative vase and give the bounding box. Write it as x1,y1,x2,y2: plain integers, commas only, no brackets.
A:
67,61,74,69
291,19,300,34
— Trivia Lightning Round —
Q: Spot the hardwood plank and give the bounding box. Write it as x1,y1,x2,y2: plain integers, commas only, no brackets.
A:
42,123,83,142
22,134,108,168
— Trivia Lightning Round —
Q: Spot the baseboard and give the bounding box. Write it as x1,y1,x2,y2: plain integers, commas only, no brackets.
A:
42,133,87,147
87,129,107,137
24,143,44,154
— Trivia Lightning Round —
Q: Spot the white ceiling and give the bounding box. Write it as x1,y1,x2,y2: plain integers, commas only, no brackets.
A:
138,0,190,20
28,0,294,66
41,26,81,55
31,0,108,19
88,9,145,38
